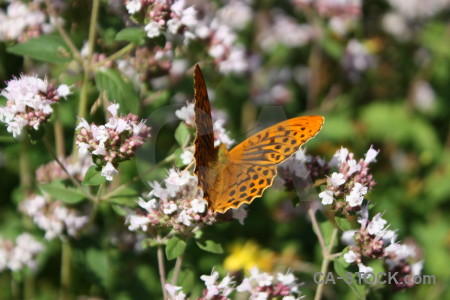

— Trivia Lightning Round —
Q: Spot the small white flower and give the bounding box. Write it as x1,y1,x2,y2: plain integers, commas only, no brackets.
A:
177,210,192,226
341,230,356,245
232,206,247,225
200,270,219,287
412,260,423,277
364,146,379,163
175,103,195,126
101,162,118,181
331,147,349,166
330,172,345,187
145,21,162,38
345,191,363,207
252,292,269,300
163,202,178,215
77,142,90,154
236,278,252,292
191,198,207,213
165,283,185,300
76,118,90,130
138,197,159,212
92,143,107,156
367,213,387,235
127,215,150,231
357,263,373,278
107,103,120,117
277,271,296,286
319,190,334,205
344,250,357,263
347,159,361,175
126,0,142,14
57,84,71,98
181,6,197,27
180,149,194,164
167,18,182,34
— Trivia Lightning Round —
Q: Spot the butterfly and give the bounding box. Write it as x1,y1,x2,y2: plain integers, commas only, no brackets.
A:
193,64,324,213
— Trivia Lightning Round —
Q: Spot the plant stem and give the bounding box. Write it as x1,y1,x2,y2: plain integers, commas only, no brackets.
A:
43,136,95,201
44,0,82,62
171,253,184,286
20,136,31,191
91,43,136,69
308,207,327,253
60,240,72,300
314,228,338,300
157,242,168,300
10,272,19,300
101,153,176,201
54,107,65,157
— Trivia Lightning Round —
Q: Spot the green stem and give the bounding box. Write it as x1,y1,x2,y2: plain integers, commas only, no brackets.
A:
54,106,65,157
24,274,35,300
11,272,19,300
60,240,72,300
157,243,168,300
171,253,184,286
91,43,136,70
20,136,31,191
101,153,176,201
314,228,338,300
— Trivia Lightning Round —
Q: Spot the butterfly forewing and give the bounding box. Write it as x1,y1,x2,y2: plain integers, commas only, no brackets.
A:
228,117,324,165
193,65,217,201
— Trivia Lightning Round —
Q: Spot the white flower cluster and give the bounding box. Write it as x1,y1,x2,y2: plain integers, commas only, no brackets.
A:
386,0,450,20
0,233,43,272
258,12,312,51
76,103,151,181
319,146,378,211
341,205,423,287
0,0,54,42
165,267,303,300
20,195,89,240
0,75,71,138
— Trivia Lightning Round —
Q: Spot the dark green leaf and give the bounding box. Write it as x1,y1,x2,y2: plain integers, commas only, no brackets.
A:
7,35,72,63
82,166,106,186
107,187,138,207
39,181,86,204
335,215,353,231
334,250,366,300
86,248,111,288
196,239,223,254
166,236,186,260
175,123,190,147
95,69,139,114
115,28,146,45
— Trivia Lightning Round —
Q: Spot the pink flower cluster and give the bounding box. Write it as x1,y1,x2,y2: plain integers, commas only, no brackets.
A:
342,205,423,291
165,267,303,300
319,146,378,214
75,104,151,181
0,233,44,272
0,75,71,138
20,195,89,240
127,168,219,232
125,0,198,43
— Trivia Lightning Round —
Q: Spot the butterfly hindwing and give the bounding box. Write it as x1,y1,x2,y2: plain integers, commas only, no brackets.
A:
212,163,277,213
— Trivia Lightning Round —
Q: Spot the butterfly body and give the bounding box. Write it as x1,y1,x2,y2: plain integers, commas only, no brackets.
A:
193,65,324,213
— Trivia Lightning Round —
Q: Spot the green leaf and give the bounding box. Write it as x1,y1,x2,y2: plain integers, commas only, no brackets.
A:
86,248,111,288
39,181,86,204
196,239,223,254
115,28,146,45
335,215,353,231
175,123,190,147
107,187,138,207
95,69,139,114
334,249,366,300
166,236,186,260
7,35,72,63
82,166,106,186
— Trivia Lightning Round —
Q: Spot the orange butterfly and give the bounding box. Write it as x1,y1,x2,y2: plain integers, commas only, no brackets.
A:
193,65,324,213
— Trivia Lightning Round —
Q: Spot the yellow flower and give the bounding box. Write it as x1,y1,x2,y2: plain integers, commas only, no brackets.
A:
224,240,277,272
